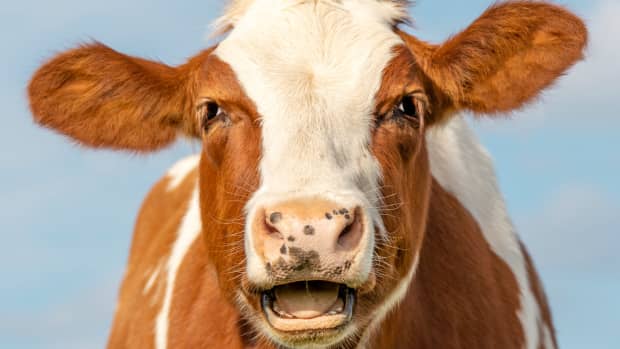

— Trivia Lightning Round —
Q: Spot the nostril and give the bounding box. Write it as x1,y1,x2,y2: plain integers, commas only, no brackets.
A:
337,207,363,250
264,212,284,239
338,224,353,244
269,212,282,224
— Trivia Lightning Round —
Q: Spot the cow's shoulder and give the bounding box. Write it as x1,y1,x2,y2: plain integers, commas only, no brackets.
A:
108,154,201,348
129,154,201,264
424,117,554,349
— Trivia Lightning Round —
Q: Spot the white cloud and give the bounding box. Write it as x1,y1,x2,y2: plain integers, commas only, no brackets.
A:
516,184,620,274
547,0,620,119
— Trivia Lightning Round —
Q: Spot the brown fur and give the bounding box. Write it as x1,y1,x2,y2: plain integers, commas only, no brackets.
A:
522,242,559,349
28,44,209,151
27,1,587,348
368,180,525,348
399,1,587,118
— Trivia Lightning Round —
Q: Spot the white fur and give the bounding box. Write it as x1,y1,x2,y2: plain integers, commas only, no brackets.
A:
215,0,404,286
542,324,556,349
426,116,542,349
213,0,410,36
155,186,202,349
143,264,161,295
165,155,200,191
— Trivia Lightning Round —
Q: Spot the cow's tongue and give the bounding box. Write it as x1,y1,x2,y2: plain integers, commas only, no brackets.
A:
273,282,342,319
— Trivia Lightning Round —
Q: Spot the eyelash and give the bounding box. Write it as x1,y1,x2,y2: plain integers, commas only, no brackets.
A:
198,101,228,130
395,95,419,120
376,95,422,128
198,96,424,132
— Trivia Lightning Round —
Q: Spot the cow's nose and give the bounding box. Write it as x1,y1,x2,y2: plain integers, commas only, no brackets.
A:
263,205,363,252
251,198,366,276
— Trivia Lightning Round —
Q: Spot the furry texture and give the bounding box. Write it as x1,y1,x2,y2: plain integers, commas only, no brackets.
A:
26,1,588,348
212,0,412,36
166,155,200,190
426,117,543,349
155,185,202,349
28,44,208,151
400,1,587,116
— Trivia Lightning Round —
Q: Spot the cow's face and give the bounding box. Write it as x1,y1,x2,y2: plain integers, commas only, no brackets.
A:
194,3,444,345
196,38,434,345
28,1,586,348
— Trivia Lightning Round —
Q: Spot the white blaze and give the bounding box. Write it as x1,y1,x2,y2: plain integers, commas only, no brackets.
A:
214,0,405,284
165,155,200,191
215,0,404,195
155,186,202,349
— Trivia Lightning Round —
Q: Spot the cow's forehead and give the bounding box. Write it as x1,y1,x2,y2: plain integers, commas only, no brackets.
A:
214,0,406,198
214,0,405,109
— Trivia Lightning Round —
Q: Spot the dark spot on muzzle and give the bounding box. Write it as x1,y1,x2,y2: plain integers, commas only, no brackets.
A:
267,248,321,278
325,212,333,220
269,212,283,224
288,247,321,271
303,225,315,235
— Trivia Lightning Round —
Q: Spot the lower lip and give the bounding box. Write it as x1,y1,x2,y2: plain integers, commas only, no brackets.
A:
260,286,356,332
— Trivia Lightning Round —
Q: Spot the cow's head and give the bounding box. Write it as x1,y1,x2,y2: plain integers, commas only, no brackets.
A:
29,1,585,347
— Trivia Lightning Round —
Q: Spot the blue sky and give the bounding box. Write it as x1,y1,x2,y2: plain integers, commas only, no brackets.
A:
1,1,617,348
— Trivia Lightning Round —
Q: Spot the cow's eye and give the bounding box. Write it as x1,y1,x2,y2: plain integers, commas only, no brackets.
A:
198,100,228,130
376,93,427,130
395,95,418,121
205,102,221,121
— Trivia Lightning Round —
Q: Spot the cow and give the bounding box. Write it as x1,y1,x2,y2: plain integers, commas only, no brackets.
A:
27,0,587,348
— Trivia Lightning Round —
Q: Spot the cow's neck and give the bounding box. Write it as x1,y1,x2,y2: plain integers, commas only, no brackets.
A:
364,179,525,348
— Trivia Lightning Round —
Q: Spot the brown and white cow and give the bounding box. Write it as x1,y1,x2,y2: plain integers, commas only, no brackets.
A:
28,1,587,348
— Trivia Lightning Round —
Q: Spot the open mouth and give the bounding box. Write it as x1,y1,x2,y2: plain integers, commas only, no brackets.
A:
261,281,355,332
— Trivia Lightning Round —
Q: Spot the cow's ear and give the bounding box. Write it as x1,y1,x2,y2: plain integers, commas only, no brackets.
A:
400,1,587,115
28,42,205,152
